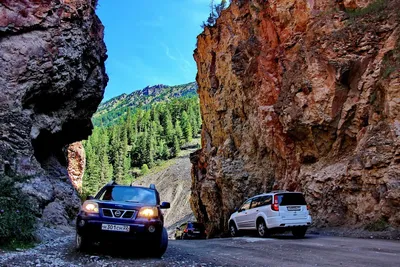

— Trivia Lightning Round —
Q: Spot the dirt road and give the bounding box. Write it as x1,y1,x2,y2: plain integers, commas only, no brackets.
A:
1,234,399,267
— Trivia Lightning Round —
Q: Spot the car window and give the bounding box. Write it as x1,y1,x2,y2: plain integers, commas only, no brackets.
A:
97,186,157,205
240,199,252,211
258,196,272,207
250,196,272,209
277,193,307,206
250,197,260,209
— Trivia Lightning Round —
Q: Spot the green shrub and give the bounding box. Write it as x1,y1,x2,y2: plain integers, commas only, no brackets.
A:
346,0,386,18
140,164,150,176
0,177,36,248
364,217,389,231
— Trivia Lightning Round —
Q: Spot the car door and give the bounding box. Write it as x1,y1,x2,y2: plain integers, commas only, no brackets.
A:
257,195,273,219
244,197,261,229
235,199,252,229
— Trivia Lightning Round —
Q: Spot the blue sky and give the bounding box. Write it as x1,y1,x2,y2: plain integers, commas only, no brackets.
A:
97,0,221,101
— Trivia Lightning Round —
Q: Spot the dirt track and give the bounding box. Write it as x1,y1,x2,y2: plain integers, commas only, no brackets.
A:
1,233,399,267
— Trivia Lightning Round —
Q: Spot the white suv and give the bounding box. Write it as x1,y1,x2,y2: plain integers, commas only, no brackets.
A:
228,191,312,238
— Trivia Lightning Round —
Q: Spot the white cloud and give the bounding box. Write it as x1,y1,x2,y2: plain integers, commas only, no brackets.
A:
160,42,177,61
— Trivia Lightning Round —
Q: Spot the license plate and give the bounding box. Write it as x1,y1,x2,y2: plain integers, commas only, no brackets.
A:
101,224,130,232
287,206,301,211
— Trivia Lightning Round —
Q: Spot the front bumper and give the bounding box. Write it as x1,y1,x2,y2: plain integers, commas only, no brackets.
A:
76,214,163,242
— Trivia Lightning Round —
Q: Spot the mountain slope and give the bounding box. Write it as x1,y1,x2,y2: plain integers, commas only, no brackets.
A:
93,82,197,126
132,148,196,237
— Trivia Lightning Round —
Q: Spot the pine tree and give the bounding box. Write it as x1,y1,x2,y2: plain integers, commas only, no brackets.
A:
98,129,112,184
82,141,100,197
162,109,174,146
172,135,181,157
181,111,193,143
123,156,132,185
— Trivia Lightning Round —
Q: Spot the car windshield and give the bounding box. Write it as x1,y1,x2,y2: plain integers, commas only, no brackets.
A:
277,193,307,206
98,186,157,205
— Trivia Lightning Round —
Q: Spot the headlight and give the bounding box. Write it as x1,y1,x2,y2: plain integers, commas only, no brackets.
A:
82,201,99,213
138,207,158,219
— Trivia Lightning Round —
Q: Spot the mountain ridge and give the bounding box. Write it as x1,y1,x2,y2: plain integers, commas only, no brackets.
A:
93,82,198,126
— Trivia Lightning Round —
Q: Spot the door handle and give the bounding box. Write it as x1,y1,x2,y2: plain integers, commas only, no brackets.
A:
256,210,259,212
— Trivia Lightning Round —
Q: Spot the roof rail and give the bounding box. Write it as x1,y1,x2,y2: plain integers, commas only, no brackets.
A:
106,180,118,186
269,190,289,193
149,184,156,190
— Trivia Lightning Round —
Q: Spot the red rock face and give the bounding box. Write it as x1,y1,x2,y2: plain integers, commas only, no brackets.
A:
0,0,107,226
191,0,400,234
67,142,85,193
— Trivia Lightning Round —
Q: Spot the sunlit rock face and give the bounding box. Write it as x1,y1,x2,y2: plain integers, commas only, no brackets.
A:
0,0,108,226
191,0,400,235
67,142,85,193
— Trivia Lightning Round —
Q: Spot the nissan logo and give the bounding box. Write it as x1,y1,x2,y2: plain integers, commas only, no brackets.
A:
114,210,121,217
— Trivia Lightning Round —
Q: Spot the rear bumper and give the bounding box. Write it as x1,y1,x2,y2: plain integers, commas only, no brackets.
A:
76,214,163,242
267,215,312,229
183,233,207,239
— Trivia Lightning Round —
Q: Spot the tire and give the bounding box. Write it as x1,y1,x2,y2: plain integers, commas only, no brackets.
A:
182,233,188,240
292,227,307,238
229,222,240,237
152,227,168,258
257,219,270,238
75,233,91,252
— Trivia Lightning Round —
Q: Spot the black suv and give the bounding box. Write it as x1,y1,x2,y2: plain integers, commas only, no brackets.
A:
175,222,207,240
75,181,170,257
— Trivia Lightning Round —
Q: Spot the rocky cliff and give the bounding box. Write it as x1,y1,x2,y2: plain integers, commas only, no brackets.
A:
191,0,400,235
0,0,107,228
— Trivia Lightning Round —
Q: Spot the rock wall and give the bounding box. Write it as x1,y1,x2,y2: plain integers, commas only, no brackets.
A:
67,142,85,193
0,0,107,227
191,0,400,235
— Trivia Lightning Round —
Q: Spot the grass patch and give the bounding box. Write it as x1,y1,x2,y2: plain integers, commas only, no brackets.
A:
364,218,389,231
0,240,35,251
0,176,36,250
382,38,400,79
346,0,386,18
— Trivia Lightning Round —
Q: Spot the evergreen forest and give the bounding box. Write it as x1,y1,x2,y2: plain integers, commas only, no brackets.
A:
82,95,201,198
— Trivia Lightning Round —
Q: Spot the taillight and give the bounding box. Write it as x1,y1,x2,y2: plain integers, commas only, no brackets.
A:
307,205,310,210
271,195,279,211
184,228,188,233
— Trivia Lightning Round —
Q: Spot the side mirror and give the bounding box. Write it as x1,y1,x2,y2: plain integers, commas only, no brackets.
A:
86,195,94,200
160,202,170,209
234,207,239,212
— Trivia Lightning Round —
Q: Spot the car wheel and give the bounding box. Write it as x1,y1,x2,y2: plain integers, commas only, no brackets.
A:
257,219,270,238
292,227,307,238
229,222,239,237
75,233,91,252
181,233,188,240
152,227,168,258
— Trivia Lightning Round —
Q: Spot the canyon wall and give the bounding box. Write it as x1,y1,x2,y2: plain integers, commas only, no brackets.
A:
0,0,107,228
191,0,400,234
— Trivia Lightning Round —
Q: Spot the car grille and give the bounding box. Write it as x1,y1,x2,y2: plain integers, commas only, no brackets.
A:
102,208,136,219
